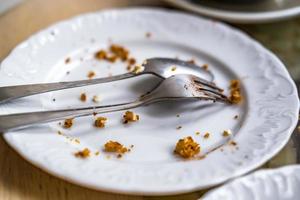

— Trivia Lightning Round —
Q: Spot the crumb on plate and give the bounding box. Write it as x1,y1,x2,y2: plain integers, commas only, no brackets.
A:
74,148,90,158
234,115,239,119
202,64,209,70
174,136,200,158
176,126,182,130
203,132,210,139
65,57,71,64
63,118,73,129
92,95,100,103
171,66,177,71
87,71,96,79
123,111,139,124
94,117,107,128
222,129,232,137
229,80,242,104
145,32,152,38
131,64,144,74
80,93,87,102
104,141,128,154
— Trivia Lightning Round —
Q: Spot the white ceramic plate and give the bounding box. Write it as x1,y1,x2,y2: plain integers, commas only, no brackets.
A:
165,0,300,23
0,8,298,195
202,165,300,200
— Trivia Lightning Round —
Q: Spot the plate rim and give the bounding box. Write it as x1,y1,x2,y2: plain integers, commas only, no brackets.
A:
202,164,300,199
164,0,300,23
1,7,299,195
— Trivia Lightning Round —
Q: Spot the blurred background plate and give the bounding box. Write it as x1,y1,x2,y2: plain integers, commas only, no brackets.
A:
202,165,300,200
165,0,300,23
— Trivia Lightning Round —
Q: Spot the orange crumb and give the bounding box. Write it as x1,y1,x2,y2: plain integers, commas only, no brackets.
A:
94,117,107,128
63,118,73,129
229,80,242,104
174,136,200,158
74,148,90,158
203,132,210,139
65,57,71,64
87,71,96,79
80,93,87,102
104,141,128,154
123,111,139,124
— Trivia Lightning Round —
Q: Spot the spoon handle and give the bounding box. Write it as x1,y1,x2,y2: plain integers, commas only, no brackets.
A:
0,100,143,132
0,72,135,103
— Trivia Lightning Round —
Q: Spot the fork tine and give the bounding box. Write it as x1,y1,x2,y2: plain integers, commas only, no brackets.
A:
193,77,224,92
193,80,230,103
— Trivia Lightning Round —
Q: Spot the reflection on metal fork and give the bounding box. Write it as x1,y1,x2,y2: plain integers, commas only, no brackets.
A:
0,57,214,103
0,74,228,132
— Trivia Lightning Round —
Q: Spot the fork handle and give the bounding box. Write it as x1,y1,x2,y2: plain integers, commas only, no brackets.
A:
0,72,135,103
0,100,144,132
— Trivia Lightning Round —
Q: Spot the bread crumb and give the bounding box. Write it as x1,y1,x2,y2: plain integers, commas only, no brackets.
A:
222,129,232,137
104,141,128,154
174,136,200,158
131,64,144,74
203,132,210,139
202,64,209,70
63,118,73,129
74,148,90,158
176,126,182,130
94,117,107,128
74,139,80,144
87,71,96,79
234,115,239,119
229,80,242,104
145,32,152,38
195,131,200,135
94,50,107,60
123,111,139,124
92,95,100,103
65,57,71,64
171,66,177,71
95,151,100,156
80,93,87,102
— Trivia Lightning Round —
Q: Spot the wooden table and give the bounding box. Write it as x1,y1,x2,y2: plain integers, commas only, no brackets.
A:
0,0,299,199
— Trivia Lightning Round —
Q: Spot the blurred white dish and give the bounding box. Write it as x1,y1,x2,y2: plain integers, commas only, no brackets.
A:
165,0,300,23
203,165,300,200
0,8,298,195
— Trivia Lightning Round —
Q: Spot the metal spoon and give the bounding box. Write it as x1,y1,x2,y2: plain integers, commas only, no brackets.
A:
0,74,228,132
0,58,213,103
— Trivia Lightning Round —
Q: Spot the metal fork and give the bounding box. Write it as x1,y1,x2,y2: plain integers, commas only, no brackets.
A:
0,58,215,104
0,74,228,132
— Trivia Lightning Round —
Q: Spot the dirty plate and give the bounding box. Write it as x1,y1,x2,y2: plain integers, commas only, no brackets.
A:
0,8,298,195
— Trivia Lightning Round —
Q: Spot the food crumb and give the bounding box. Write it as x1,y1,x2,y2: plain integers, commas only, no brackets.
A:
195,131,200,135
94,50,107,60
187,59,195,64
234,115,239,119
57,130,63,135
63,118,73,129
145,32,152,38
176,114,180,118
92,95,100,103
176,126,182,130
128,57,136,65
74,148,90,158
229,80,242,104
87,71,96,79
131,64,144,74
203,132,210,139
297,126,300,133
74,139,80,144
95,151,100,156
52,98,56,102
222,129,232,137
65,57,71,64
94,117,107,128
123,111,139,124
229,141,237,146
174,136,200,159
171,66,177,71
202,64,209,70
80,93,87,102
104,141,128,154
